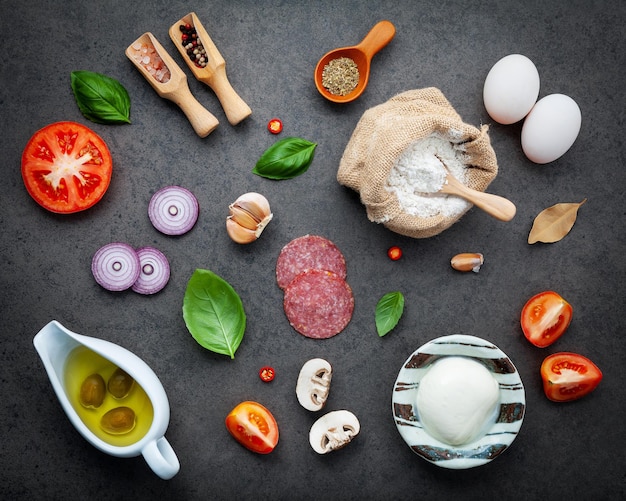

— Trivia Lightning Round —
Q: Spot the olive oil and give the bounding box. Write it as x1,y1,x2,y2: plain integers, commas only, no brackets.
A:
64,346,154,447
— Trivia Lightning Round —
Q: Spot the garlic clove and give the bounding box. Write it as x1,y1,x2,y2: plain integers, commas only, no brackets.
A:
451,253,484,273
234,192,271,220
229,204,262,230
226,217,258,244
226,192,273,244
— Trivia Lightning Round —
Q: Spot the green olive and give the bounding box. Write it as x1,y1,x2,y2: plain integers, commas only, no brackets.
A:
79,373,106,409
107,367,134,399
100,406,136,435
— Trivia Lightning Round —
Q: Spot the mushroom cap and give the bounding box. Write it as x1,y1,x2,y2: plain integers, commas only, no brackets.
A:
296,358,333,411
309,410,360,454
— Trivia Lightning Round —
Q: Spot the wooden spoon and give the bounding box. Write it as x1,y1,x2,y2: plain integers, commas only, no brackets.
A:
437,158,517,222
169,12,251,125
125,32,219,137
314,20,396,103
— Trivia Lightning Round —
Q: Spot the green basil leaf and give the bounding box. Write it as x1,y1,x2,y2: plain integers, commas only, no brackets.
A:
71,70,131,124
182,269,246,359
252,137,317,180
375,291,405,337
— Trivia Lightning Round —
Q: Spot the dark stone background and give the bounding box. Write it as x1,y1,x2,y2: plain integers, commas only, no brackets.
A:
1,1,624,499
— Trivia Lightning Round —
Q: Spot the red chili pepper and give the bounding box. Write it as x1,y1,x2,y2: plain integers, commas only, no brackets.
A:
387,246,402,261
259,366,275,382
267,118,283,134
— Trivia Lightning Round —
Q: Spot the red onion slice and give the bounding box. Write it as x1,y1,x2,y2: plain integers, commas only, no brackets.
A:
149,186,199,235
92,243,141,291
131,246,171,295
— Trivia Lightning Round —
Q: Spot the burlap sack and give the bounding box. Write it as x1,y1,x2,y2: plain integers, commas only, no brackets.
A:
337,87,498,238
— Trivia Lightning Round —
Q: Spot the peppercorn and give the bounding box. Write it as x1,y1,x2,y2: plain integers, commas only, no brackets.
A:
179,24,209,67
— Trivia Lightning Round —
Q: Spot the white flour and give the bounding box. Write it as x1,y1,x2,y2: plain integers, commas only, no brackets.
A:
386,135,470,218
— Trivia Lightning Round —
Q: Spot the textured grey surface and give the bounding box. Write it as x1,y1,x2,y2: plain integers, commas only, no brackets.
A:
1,0,625,499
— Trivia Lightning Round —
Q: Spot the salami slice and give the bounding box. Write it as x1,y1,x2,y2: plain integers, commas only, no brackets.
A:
276,235,347,290
283,269,354,339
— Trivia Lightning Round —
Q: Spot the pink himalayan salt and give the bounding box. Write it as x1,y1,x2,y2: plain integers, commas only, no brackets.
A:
129,42,171,83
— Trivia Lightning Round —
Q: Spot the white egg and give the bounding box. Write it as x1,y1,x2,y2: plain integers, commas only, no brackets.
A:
521,94,582,164
483,54,540,124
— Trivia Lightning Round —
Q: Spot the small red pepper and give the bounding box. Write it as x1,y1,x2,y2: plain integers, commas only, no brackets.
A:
387,246,402,261
259,366,275,382
267,118,283,134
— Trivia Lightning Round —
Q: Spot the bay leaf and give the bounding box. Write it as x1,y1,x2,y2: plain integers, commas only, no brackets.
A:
528,199,587,244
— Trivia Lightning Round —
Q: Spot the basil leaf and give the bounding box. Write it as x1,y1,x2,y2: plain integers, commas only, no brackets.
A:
375,291,405,337
182,269,246,359
253,137,317,180
71,70,131,124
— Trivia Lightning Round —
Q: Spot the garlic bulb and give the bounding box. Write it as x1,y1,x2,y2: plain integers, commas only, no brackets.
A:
226,192,273,244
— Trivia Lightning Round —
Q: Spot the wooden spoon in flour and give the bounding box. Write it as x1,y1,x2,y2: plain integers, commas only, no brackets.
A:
436,157,517,222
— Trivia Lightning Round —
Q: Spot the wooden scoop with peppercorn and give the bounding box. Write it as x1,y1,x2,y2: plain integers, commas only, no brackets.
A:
169,12,252,126
125,32,219,137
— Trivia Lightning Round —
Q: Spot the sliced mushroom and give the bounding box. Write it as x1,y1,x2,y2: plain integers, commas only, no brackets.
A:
309,410,360,454
296,358,332,411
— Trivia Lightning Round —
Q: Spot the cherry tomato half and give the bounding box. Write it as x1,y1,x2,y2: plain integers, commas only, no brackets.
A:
259,366,275,382
225,401,279,454
21,121,113,213
267,118,283,134
387,246,402,261
520,291,572,347
541,352,602,402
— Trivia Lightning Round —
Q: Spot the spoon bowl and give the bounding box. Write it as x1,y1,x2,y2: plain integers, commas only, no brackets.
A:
315,20,395,103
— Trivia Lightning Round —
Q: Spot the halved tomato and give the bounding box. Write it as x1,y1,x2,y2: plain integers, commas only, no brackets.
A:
225,401,279,454
520,291,572,347
21,121,113,213
541,352,602,402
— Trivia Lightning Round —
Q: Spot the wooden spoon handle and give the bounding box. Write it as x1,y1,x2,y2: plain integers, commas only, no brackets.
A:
168,85,219,138
209,68,252,125
445,177,517,222
356,20,396,60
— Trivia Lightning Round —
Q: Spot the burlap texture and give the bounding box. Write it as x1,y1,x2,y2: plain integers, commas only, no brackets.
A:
337,87,498,238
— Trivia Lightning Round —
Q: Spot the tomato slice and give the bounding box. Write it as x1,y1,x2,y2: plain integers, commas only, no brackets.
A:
225,401,279,454
21,121,113,213
541,352,602,402
520,291,572,347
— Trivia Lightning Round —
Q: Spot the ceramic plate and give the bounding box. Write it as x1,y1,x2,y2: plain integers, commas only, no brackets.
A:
392,334,525,469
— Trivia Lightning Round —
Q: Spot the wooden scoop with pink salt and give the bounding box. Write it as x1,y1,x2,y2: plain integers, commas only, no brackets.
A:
125,32,219,137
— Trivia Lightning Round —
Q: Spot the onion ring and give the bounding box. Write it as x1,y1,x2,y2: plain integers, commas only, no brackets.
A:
92,243,141,291
148,186,199,235
131,246,171,295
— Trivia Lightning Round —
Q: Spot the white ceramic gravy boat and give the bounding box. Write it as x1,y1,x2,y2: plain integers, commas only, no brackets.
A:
33,320,180,480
